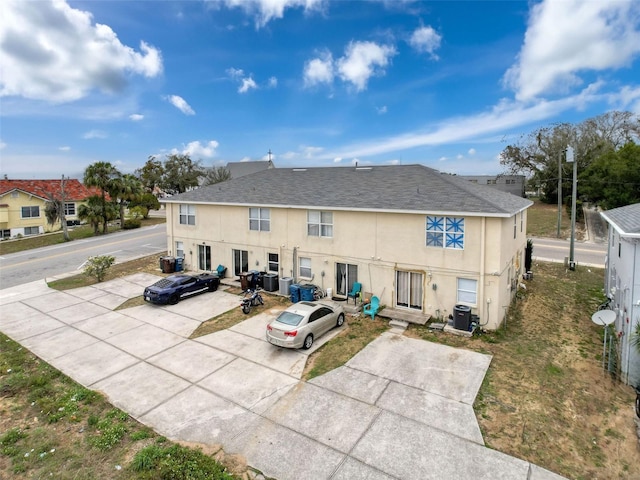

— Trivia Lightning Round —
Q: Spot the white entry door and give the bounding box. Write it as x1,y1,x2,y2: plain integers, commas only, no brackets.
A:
396,271,423,310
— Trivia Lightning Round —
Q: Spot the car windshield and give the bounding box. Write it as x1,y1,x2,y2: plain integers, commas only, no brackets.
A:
276,312,304,326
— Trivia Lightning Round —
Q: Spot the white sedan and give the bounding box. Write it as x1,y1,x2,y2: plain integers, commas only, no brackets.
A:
266,301,345,349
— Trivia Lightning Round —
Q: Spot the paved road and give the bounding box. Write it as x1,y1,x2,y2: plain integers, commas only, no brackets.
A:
531,236,606,268
0,225,167,289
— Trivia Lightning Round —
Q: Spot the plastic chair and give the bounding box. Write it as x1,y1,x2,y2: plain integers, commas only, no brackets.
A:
363,296,380,320
216,264,227,278
347,282,362,304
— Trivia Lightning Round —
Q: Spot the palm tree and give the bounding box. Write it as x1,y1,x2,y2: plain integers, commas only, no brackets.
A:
78,195,104,234
109,174,143,229
83,162,120,234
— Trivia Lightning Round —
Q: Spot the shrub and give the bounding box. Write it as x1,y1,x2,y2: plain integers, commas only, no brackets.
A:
123,218,142,229
83,255,115,282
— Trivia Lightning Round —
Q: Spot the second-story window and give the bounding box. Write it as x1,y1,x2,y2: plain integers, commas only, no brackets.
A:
308,211,333,237
249,208,270,231
179,204,196,225
21,206,40,218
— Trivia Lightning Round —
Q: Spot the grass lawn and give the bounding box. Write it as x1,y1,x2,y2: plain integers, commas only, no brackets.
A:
526,197,582,239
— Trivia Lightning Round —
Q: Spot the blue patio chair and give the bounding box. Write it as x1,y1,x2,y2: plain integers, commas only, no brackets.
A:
363,296,380,320
216,264,227,278
347,282,362,304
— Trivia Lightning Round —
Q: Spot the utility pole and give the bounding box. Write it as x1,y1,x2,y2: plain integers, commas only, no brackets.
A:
566,146,577,270
556,150,562,238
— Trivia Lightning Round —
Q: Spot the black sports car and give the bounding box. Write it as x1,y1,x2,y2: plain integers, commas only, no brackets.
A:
143,273,220,305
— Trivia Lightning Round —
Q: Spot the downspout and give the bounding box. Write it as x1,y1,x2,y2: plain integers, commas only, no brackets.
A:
292,246,298,283
480,217,486,327
626,240,637,384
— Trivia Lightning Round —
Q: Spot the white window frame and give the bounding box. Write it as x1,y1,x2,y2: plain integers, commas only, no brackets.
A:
299,257,312,278
64,202,76,216
179,204,196,225
513,215,517,239
249,207,270,232
24,226,40,236
426,216,464,249
307,211,333,237
268,252,279,273
457,278,477,305
175,241,184,258
21,206,40,218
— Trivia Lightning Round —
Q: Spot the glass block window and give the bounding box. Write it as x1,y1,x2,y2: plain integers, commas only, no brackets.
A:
249,208,270,231
427,216,464,249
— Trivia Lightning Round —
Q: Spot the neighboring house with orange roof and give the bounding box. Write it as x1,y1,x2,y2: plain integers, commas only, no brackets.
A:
0,179,98,239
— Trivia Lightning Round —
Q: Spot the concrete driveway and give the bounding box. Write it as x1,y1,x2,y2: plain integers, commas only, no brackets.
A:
0,274,565,480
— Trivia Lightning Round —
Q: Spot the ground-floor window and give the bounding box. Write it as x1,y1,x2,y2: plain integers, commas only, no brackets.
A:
233,249,248,276
457,278,477,305
2,229,10,239
299,257,312,278
175,241,184,258
268,252,279,273
396,271,423,310
198,245,211,271
24,226,40,236
336,263,358,296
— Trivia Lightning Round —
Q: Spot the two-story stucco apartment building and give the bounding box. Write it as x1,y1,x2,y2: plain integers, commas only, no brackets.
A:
163,165,532,330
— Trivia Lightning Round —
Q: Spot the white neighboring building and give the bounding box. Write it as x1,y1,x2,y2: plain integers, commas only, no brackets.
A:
601,203,640,387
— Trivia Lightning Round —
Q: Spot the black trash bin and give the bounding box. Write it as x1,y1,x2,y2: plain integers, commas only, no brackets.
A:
453,304,471,331
160,256,175,274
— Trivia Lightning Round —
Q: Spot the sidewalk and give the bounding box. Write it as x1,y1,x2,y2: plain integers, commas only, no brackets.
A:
0,274,566,480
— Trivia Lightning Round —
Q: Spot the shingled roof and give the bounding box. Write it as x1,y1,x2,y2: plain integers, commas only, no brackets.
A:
0,179,99,201
600,203,640,237
164,164,532,217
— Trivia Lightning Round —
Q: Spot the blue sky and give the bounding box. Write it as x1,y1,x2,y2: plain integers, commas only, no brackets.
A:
1,0,640,179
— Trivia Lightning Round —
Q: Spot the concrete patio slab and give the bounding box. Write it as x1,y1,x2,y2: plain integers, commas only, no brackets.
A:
122,305,201,337
264,382,380,453
198,357,298,414
93,362,190,418
147,340,235,383
65,285,110,301
21,290,84,313
350,411,530,480
196,329,308,378
376,381,485,444
105,323,186,359
141,385,261,446
121,272,163,287
530,464,569,480
95,277,145,298
48,301,112,325
20,326,100,363
0,279,52,305
226,417,346,480
90,292,129,310
309,365,389,405
0,301,49,323
229,309,285,339
331,457,396,480
0,313,65,341
53,341,139,386
347,332,492,404
73,311,143,339
160,290,241,321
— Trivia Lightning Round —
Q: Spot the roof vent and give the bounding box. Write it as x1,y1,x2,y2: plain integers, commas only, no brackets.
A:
355,167,372,171
293,168,307,172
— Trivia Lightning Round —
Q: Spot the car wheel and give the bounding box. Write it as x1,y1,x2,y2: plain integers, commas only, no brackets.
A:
336,313,345,327
242,304,251,314
303,334,314,350
208,282,218,292
169,293,180,305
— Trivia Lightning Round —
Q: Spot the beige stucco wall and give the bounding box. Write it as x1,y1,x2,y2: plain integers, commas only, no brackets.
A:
165,202,528,330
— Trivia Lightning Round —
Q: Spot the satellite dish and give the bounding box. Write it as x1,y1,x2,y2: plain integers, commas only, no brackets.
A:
591,309,616,326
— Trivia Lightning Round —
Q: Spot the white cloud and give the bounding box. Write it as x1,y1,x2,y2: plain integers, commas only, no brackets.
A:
468,148,476,155
268,76,278,88
333,157,342,163
456,154,463,160
83,129,107,139
172,140,219,158
226,67,245,79
337,41,396,91
408,25,442,59
504,0,640,101
239,156,252,162
165,95,195,115
129,113,144,121
0,141,7,150
388,159,401,165
59,146,71,151
0,0,162,103
239,77,258,93
377,105,388,114
215,0,325,28
302,146,323,158
303,52,334,87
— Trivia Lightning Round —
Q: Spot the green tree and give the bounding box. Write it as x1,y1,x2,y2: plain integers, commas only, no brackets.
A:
580,142,640,209
129,193,160,218
83,255,115,282
109,173,143,229
202,166,231,185
161,154,204,194
84,162,120,234
135,156,165,193
78,195,115,234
